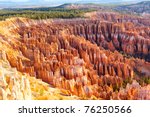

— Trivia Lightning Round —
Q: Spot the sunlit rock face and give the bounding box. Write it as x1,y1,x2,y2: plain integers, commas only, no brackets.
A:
0,58,78,100
0,49,31,100
0,33,79,100
0,13,149,100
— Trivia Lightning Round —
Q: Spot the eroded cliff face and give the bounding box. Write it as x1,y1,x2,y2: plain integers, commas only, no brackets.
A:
0,59,78,100
0,31,79,100
0,15,149,100
0,58,31,100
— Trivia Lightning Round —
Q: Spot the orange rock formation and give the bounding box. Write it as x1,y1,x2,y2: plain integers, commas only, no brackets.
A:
0,13,149,100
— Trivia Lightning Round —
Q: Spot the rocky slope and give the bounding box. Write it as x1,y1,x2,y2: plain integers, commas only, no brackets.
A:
0,14,150,100
0,58,75,100
0,24,79,100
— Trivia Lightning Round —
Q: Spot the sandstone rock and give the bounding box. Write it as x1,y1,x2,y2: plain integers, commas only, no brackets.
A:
0,17,149,100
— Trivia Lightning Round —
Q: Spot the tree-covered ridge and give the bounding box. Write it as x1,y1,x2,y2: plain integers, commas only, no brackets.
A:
0,8,94,21
115,1,150,14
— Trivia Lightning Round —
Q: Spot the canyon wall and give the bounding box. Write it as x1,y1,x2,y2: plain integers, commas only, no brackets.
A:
0,14,150,99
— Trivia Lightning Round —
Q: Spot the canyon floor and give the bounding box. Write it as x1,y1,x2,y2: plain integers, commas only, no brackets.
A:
0,9,150,100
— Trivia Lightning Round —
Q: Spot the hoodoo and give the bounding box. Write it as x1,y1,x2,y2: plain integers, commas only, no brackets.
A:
0,11,150,100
